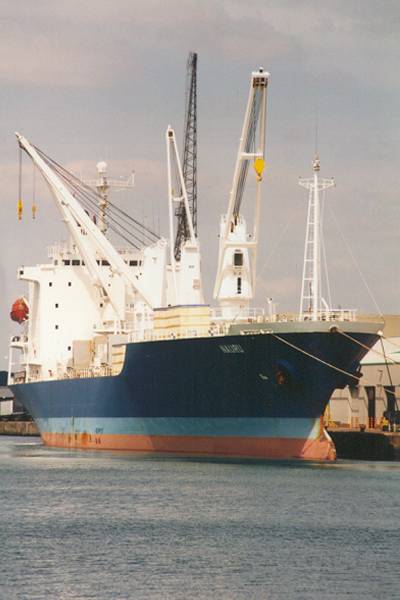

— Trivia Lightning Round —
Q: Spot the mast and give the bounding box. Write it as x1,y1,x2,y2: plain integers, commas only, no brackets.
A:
299,156,335,320
84,161,134,235
174,51,197,261
166,125,202,306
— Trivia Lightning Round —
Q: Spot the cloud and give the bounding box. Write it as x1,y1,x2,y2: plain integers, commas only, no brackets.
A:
0,16,126,87
2,0,397,90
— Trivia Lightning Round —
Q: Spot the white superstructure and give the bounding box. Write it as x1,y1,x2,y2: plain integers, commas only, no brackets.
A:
9,134,170,381
11,240,169,380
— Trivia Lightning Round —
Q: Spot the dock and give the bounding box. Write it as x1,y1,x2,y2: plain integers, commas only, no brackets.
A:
0,420,39,436
328,428,400,461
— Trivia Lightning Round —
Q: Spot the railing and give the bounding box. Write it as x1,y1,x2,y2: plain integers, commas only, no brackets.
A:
298,309,357,322
8,305,360,385
94,318,154,335
62,366,113,379
211,307,357,324
11,371,26,384
129,327,218,343
95,307,359,344
10,335,29,347
211,307,268,322
47,243,69,259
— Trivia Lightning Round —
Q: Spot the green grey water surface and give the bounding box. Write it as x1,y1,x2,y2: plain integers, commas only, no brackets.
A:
0,436,399,600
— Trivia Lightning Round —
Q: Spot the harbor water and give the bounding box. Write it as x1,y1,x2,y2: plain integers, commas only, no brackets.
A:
1,437,399,599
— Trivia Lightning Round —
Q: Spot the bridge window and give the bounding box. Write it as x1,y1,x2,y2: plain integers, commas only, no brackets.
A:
234,252,243,267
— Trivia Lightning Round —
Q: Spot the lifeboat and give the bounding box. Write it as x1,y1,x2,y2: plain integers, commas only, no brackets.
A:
10,297,29,324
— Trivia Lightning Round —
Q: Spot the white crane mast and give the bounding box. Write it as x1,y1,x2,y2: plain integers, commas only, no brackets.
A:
166,126,203,306
299,156,335,321
166,127,196,268
15,133,154,318
213,69,269,313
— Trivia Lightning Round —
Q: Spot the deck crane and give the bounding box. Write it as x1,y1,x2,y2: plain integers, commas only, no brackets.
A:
174,51,198,262
213,69,269,318
16,133,167,328
166,126,203,306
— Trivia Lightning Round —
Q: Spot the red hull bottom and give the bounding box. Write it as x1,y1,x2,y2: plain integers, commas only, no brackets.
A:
41,430,336,461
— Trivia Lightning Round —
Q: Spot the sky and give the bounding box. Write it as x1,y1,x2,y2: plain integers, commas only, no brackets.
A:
0,0,400,369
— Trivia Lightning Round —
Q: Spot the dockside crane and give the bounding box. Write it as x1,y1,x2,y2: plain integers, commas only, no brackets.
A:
213,69,269,317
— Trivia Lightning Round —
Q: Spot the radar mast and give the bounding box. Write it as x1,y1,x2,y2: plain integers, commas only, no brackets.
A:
299,156,335,321
85,162,135,235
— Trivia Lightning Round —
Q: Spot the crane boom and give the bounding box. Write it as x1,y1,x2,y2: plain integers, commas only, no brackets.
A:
16,133,154,317
213,69,269,310
166,126,202,306
174,51,197,261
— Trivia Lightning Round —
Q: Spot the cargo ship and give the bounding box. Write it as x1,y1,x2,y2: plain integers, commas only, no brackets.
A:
8,67,381,460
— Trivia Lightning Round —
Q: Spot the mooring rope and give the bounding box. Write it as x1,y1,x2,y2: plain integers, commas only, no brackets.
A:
268,330,397,398
269,332,361,382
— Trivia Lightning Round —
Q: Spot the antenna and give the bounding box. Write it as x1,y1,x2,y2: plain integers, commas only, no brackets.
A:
299,156,335,321
84,162,135,235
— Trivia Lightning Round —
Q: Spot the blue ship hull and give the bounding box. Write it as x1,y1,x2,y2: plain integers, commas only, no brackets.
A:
11,327,379,460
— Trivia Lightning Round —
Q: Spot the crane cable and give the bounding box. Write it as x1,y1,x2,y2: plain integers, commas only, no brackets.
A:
43,163,144,249
28,144,160,246
337,329,399,410
379,337,399,411
268,332,363,382
42,151,158,241
233,89,262,216
32,163,37,219
36,155,152,248
336,330,399,367
376,334,400,353
327,203,383,318
17,146,23,220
